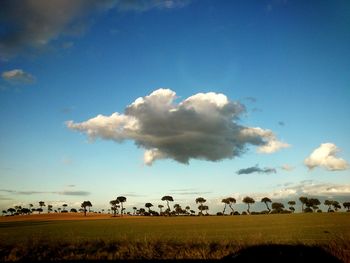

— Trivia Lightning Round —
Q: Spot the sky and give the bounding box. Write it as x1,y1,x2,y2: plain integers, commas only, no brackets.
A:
0,0,350,213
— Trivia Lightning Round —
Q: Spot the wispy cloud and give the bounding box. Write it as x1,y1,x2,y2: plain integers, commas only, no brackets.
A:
237,164,277,175
67,89,289,165
0,188,90,196
304,143,349,171
1,69,35,84
280,164,294,171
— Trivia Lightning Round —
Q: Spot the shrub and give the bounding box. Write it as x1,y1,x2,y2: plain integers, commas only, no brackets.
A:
241,211,247,215
233,211,240,215
260,210,269,214
216,212,223,216
304,207,313,213
317,209,322,213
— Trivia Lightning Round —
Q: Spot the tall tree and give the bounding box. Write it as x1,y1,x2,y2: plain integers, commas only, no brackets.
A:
185,206,190,215
261,197,272,212
7,208,15,215
133,207,137,215
2,210,7,216
227,197,236,215
299,196,308,212
117,196,127,216
332,200,341,211
62,204,68,212
110,199,120,217
81,201,92,216
39,201,45,214
307,198,320,212
158,204,164,214
221,198,229,215
287,201,296,213
173,204,182,215
161,196,174,214
242,196,255,214
272,202,284,213
195,197,206,215
145,203,153,213
324,200,333,212
47,205,53,213
343,202,350,211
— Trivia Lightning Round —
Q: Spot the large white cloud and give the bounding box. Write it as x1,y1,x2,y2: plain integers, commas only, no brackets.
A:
0,0,191,59
67,89,289,165
304,143,349,171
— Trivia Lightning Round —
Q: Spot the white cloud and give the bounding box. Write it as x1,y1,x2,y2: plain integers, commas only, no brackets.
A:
281,164,294,171
304,143,349,171
67,89,289,165
2,69,35,84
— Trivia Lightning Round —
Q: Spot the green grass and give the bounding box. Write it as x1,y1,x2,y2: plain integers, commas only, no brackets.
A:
0,213,349,261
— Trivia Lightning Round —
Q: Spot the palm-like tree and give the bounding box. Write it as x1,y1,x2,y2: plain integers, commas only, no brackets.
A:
62,204,68,212
343,202,350,211
242,196,255,214
81,201,92,216
299,196,308,212
110,199,120,217
173,204,183,215
158,204,164,214
2,210,7,216
145,203,153,213
47,205,53,213
7,208,15,215
261,197,272,213
332,200,341,211
185,206,190,215
221,198,230,215
288,201,296,213
324,200,333,212
195,197,206,215
227,197,236,215
161,196,174,214
133,207,137,215
39,201,45,214
117,196,127,216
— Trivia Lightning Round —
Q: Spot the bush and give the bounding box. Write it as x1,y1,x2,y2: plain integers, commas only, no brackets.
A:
328,210,335,213
251,212,260,215
233,211,240,215
317,209,322,213
241,211,247,215
216,212,223,216
304,207,313,213
260,210,269,214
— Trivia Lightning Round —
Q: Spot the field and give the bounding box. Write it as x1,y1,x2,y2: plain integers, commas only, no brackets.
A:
0,213,349,261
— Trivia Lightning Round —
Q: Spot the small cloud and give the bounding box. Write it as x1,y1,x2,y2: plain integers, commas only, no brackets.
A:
62,156,73,165
171,191,212,196
2,69,35,84
304,143,349,171
58,190,90,196
278,121,285,126
281,164,294,171
66,184,76,188
237,164,277,175
244,97,257,103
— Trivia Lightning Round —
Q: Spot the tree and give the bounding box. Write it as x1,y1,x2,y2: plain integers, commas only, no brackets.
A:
110,199,120,217
145,203,153,213
242,196,255,214
261,197,272,213
158,204,164,214
7,208,15,215
133,207,137,215
271,202,284,213
332,200,341,211
173,204,183,215
116,196,127,216
185,206,190,215
299,196,308,212
324,200,333,212
70,208,77,213
288,201,296,213
81,201,92,216
39,201,45,214
227,197,236,215
195,197,207,215
2,210,7,216
139,208,146,215
62,204,68,212
306,198,320,212
221,198,230,215
161,196,174,214
343,202,350,211
47,205,53,213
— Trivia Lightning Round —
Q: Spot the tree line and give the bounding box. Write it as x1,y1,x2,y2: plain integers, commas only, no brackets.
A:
3,196,350,217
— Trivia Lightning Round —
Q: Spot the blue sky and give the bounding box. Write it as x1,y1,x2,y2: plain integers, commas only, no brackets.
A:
0,0,349,213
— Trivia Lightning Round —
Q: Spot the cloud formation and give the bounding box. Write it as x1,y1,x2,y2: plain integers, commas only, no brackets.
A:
67,89,289,165
0,188,90,196
281,164,294,171
237,165,276,175
304,143,349,171
0,0,190,59
2,69,35,84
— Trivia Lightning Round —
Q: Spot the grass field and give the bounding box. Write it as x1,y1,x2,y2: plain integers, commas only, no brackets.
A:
0,213,349,261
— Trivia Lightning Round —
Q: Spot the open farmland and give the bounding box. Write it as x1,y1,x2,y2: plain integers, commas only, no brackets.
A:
0,213,349,261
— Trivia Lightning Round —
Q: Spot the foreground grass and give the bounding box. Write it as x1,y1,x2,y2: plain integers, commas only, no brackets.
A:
0,213,349,261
